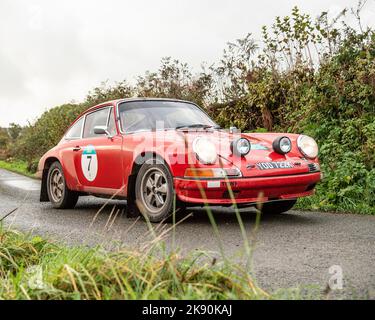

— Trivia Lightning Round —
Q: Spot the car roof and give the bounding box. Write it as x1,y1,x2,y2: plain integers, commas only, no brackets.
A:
86,97,196,113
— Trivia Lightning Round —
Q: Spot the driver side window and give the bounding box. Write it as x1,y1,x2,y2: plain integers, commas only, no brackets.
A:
83,108,110,138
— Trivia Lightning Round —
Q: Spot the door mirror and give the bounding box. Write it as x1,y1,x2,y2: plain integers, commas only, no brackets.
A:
229,126,238,134
94,125,112,138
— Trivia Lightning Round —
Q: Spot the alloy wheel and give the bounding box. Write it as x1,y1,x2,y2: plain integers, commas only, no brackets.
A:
49,168,65,203
140,168,169,214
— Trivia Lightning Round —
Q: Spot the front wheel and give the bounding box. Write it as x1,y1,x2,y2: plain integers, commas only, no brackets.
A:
47,161,79,209
260,200,296,214
135,159,177,223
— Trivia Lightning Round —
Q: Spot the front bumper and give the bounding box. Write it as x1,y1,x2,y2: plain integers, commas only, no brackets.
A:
174,172,321,204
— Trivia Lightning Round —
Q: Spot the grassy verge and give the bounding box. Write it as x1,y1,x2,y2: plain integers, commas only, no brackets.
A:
295,189,375,215
0,226,275,300
0,160,35,178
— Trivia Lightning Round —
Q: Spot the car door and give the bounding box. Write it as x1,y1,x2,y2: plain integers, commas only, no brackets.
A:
73,106,124,194
59,116,85,191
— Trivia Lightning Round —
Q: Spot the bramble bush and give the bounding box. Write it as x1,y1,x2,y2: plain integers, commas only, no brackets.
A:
2,4,374,214
211,5,375,214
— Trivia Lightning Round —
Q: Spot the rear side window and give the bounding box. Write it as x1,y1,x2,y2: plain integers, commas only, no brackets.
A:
65,117,83,139
83,108,110,138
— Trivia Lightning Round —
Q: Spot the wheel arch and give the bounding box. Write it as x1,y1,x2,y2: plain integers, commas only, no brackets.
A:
127,151,172,202
40,156,60,202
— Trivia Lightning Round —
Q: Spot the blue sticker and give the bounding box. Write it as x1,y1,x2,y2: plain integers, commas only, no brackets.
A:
82,145,97,155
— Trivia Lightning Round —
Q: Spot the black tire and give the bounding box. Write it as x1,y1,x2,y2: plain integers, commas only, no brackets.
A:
47,161,79,209
260,200,297,214
135,158,178,223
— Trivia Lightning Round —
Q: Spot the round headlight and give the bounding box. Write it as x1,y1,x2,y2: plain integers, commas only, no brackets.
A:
231,138,251,156
297,135,318,159
192,137,217,164
273,136,292,154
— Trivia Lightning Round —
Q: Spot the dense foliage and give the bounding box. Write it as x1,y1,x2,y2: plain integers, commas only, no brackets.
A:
0,4,373,214
212,6,375,214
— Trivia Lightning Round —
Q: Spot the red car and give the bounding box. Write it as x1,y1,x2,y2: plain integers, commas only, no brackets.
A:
37,98,321,222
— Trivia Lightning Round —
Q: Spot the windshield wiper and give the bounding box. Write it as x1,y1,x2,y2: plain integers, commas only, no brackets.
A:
175,124,221,130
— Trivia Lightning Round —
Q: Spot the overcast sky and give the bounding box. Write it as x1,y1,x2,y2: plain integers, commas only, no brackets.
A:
0,0,374,127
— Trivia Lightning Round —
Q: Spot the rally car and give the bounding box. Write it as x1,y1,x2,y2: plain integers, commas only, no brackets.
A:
37,98,321,222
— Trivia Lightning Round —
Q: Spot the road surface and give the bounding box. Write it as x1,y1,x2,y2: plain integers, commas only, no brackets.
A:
0,168,374,299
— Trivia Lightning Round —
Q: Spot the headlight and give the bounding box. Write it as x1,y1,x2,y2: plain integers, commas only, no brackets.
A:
297,135,318,159
273,136,292,154
192,137,217,164
231,138,251,156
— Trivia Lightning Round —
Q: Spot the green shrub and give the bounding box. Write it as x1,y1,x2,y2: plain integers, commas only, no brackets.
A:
211,7,375,214
10,104,86,169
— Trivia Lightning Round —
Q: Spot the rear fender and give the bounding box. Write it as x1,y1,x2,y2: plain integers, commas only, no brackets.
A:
39,157,59,202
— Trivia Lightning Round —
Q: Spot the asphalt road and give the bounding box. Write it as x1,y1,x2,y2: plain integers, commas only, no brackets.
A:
0,168,374,299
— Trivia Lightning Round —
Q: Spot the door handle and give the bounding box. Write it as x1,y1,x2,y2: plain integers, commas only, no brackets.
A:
73,146,81,152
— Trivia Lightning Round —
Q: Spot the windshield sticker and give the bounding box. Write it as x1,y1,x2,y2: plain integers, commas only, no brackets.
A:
81,145,98,181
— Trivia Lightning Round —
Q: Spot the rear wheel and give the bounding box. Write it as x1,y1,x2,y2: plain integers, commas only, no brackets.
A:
47,161,79,209
135,158,177,223
260,200,296,214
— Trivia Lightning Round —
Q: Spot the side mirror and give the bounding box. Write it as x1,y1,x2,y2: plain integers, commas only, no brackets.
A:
229,126,238,134
94,125,112,138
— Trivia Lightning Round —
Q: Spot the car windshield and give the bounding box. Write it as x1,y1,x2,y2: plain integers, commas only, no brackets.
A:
118,100,218,133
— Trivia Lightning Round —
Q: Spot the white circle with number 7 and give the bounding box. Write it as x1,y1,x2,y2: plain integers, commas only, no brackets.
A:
81,145,98,181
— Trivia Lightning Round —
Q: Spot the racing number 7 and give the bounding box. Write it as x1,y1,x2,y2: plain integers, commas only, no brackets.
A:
87,155,92,172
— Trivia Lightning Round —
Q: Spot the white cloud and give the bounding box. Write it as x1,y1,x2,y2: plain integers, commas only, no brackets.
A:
0,0,374,126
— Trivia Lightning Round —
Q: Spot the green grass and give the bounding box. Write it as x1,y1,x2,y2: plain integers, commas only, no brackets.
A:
295,192,375,215
0,160,35,178
0,226,274,300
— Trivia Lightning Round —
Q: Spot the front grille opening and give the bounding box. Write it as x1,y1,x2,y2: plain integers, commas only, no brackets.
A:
308,163,319,172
